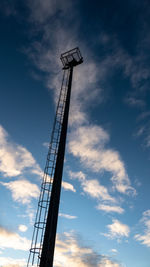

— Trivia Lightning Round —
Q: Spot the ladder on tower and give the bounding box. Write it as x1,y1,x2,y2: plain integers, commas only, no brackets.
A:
27,68,70,267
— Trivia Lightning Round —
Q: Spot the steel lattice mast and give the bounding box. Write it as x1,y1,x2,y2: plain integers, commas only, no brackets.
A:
27,47,83,267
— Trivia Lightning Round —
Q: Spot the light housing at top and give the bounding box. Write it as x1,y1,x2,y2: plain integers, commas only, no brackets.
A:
60,47,83,69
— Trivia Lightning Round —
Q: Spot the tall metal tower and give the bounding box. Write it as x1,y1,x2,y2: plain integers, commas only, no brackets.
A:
27,47,83,267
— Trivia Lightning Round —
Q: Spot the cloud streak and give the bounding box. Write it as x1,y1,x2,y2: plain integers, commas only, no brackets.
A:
54,231,122,267
96,204,124,214
0,226,30,251
0,125,42,178
18,225,28,232
134,209,150,247
62,181,76,192
59,213,77,219
68,125,135,195
103,219,130,241
69,171,124,214
1,179,40,204
0,256,26,267
69,170,115,202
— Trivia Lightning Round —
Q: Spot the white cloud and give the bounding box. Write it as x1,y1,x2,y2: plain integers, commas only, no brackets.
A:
28,38,100,127
134,209,150,247
0,226,30,251
68,125,135,195
1,179,40,204
69,61,101,126
82,179,115,202
97,204,124,214
24,0,139,203
62,181,76,192
59,213,77,219
69,170,86,181
0,256,26,267
0,125,42,178
18,225,28,232
24,0,150,164
103,219,130,240
54,231,122,267
68,171,125,214
110,249,118,254
98,257,121,267
69,170,116,203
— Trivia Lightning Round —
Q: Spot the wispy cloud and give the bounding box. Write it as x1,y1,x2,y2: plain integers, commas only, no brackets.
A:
0,226,30,251
69,171,86,181
0,179,40,204
68,125,135,195
54,231,122,267
23,0,138,220
82,179,115,202
69,170,116,202
0,228,122,266
18,225,28,232
0,125,42,178
69,61,102,126
62,181,76,192
109,42,150,92
69,170,125,214
103,219,130,241
27,38,101,127
97,204,124,214
134,209,150,247
24,0,104,130
59,213,77,219
110,248,118,254
18,0,150,99
0,256,26,267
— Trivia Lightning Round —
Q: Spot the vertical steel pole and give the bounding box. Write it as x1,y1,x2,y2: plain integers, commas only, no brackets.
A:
40,66,73,267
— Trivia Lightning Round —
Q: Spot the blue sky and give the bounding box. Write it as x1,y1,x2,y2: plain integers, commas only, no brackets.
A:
0,0,150,266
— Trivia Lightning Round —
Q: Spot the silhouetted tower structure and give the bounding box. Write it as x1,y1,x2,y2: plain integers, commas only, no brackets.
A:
27,48,83,267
